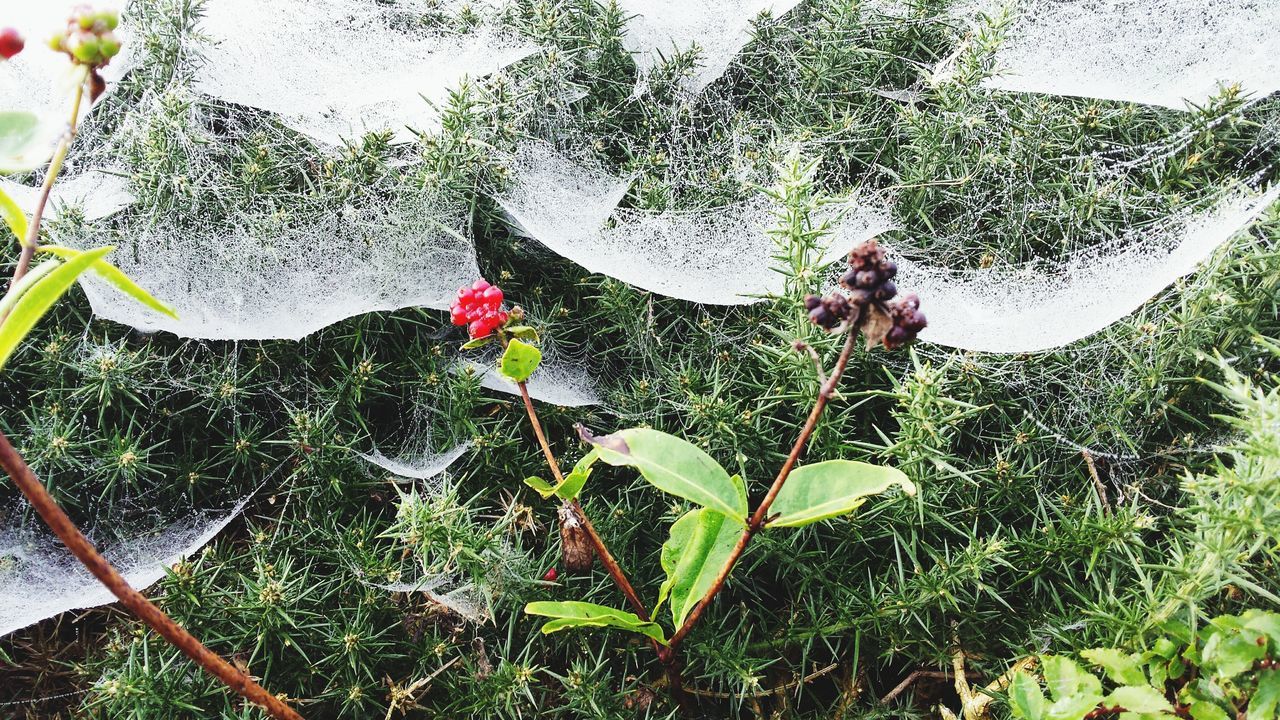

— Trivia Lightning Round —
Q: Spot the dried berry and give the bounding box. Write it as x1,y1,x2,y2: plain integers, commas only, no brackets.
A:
841,239,899,305
882,293,927,350
804,293,855,331
558,504,595,572
450,279,509,339
0,28,24,60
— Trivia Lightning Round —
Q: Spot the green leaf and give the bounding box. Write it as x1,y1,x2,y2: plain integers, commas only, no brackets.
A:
766,459,915,527
506,325,539,341
38,245,178,319
0,259,59,322
499,337,542,382
1042,655,1104,720
522,450,598,501
524,601,667,645
580,427,747,520
524,476,557,498
1203,627,1266,679
0,246,113,371
460,335,496,350
1008,671,1046,720
656,509,743,628
0,186,28,243
1103,686,1173,714
0,111,60,174
1248,670,1280,720
1082,648,1149,687
1188,701,1231,720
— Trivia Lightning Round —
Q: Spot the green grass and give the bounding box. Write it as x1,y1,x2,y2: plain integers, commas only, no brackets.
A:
1,0,1278,717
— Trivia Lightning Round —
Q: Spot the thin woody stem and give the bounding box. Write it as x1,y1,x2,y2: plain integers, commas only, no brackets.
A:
0,69,303,720
514,380,650,620
667,329,859,651
514,379,690,708
0,431,304,720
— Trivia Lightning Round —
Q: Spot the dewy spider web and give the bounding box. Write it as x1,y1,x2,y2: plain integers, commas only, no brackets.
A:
0,170,134,223
889,183,1280,353
193,0,538,145
979,0,1280,109
0,496,250,638
604,0,802,96
495,140,897,305
73,93,479,341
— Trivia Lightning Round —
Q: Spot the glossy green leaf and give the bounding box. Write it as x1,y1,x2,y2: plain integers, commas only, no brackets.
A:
0,186,27,243
525,601,667,645
0,246,112,371
766,459,914,527
1041,655,1104,720
460,334,495,350
580,427,747,520
0,111,60,174
1188,701,1231,720
1248,670,1280,720
522,450,597,501
0,259,58,322
1082,648,1148,687
1008,671,1046,720
1202,626,1266,679
499,337,542,382
506,325,539,341
38,245,178,319
1103,685,1173,714
524,476,556,498
656,508,743,628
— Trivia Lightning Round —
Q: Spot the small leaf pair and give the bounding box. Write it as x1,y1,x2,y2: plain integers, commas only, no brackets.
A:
524,450,597,501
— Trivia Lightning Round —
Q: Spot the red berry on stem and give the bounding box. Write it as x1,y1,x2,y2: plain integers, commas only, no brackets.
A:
0,28,24,60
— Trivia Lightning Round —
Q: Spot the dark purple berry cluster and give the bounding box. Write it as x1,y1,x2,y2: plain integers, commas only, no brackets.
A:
803,293,854,331
840,239,899,305
801,239,927,349
884,293,926,349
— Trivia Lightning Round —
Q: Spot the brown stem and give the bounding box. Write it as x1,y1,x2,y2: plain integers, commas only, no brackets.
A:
667,330,858,651
515,379,690,709
0,431,303,720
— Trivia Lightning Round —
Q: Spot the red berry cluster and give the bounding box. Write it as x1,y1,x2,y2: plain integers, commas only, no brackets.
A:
0,28,24,60
450,279,508,339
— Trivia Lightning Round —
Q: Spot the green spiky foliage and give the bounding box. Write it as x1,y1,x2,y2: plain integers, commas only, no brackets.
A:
1,0,1278,718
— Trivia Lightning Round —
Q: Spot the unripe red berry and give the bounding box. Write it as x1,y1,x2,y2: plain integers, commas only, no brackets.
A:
0,28,24,60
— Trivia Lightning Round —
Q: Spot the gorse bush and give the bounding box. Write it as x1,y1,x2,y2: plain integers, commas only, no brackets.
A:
0,0,1277,719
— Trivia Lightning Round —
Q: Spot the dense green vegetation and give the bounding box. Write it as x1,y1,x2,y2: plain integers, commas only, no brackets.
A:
2,0,1277,717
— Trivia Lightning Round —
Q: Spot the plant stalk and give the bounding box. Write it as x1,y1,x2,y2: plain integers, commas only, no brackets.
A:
0,431,304,720
0,71,303,720
667,329,859,652
10,77,85,288
514,379,690,709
